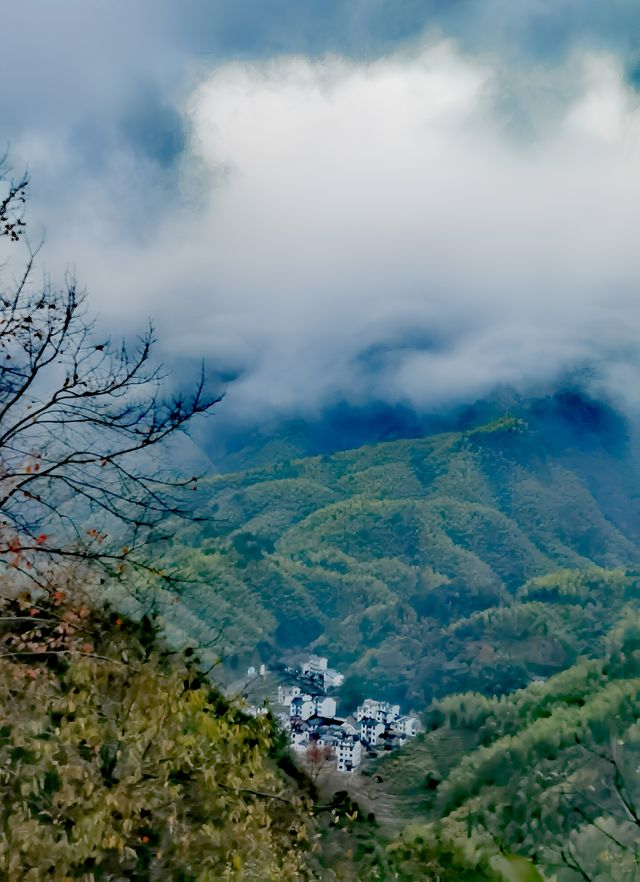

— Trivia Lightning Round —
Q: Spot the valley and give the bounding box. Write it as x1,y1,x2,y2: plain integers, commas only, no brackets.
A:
162,395,640,707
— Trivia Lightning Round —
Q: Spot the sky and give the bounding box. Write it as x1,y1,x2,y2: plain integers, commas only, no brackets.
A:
2,1,640,428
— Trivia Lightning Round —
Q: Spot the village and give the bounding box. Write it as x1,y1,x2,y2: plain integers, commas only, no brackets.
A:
246,654,420,774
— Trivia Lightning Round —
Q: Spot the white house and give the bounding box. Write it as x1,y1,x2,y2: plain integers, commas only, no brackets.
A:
391,715,419,737
355,699,401,725
290,728,310,754
316,696,337,718
277,685,302,706
299,656,344,690
290,694,337,721
290,695,313,720
359,717,386,745
336,737,362,773
324,668,345,688
302,656,328,677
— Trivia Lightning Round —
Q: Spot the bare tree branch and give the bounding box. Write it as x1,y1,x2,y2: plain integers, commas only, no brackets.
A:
0,159,221,584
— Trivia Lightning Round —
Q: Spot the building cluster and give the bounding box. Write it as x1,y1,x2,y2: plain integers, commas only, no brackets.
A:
300,654,345,690
275,657,420,774
355,698,419,738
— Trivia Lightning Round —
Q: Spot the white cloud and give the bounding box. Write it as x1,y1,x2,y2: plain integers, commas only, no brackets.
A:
29,41,640,419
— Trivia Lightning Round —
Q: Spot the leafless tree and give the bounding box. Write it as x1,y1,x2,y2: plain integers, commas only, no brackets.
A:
0,157,220,589
544,732,640,881
305,742,335,783
0,155,27,242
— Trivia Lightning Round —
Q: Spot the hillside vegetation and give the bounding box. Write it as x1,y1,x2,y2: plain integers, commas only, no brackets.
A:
373,612,640,879
166,398,640,704
0,576,552,882
0,584,316,881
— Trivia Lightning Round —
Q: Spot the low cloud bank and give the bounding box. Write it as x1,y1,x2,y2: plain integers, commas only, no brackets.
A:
14,41,640,420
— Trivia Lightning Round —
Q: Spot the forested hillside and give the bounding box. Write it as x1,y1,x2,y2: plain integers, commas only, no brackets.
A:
373,612,640,879
165,396,640,705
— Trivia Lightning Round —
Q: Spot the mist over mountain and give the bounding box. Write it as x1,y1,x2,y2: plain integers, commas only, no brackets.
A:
4,7,640,426
158,388,640,718
199,382,634,473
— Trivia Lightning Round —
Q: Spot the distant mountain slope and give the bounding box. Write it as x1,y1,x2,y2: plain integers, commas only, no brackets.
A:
165,395,640,704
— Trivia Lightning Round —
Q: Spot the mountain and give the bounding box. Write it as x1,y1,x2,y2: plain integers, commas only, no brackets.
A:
15,389,640,880
161,392,640,706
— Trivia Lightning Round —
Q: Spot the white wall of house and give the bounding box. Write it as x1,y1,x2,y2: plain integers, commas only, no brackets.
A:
356,699,401,723
359,718,385,744
290,693,336,721
291,730,310,753
290,696,313,720
324,669,344,688
277,685,302,705
392,716,418,736
315,696,337,718
336,739,362,772
302,655,328,676
300,700,315,720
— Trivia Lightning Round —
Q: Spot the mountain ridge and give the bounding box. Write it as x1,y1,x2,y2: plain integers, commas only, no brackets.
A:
161,395,640,707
